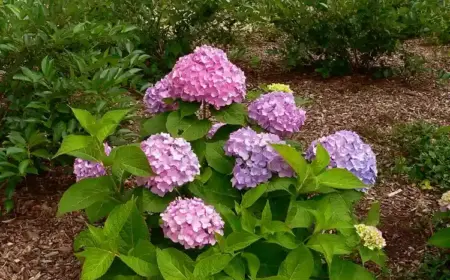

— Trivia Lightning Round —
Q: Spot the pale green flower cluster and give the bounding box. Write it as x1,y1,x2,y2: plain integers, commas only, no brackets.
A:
438,190,450,212
267,83,293,93
355,224,386,250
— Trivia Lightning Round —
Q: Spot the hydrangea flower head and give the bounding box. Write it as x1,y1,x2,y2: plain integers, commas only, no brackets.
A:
161,197,224,249
267,83,293,93
355,224,386,250
225,127,294,189
169,45,246,109
438,190,450,212
143,75,177,114
306,130,377,189
74,143,111,181
137,133,200,196
248,92,306,137
207,122,226,139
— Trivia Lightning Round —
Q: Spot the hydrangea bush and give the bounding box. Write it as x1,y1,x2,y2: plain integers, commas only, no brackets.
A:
55,46,385,280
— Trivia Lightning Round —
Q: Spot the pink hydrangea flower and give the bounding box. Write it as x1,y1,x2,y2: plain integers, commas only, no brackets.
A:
161,197,224,249
73,143,111,181
248,92,306,137
137,133,200,196
169,45,246,109
207,122,226,139
143,75,177,114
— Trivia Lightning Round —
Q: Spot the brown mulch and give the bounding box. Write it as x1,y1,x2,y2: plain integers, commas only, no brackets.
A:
240,39,450,279
0,168,83,280
1,40,449,280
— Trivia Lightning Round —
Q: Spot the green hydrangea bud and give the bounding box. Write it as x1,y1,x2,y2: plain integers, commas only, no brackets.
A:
438,190,450,212
355,224,386,250
267,83,293,93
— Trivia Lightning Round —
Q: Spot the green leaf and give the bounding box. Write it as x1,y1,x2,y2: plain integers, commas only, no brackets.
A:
79,248,115,280
278,245,314,280
205,141,234,174
241,184,267,208
212,103,247,125
198,171,241,209
266,232,299,249
214,204,242,232
156,248,194,280
329,258,375,280
307,234,352,264
96,109,130,142
261,201,272,228
129,239,157,263
85,199,119,223
18,159,31,175
31,149,52,159
179,101,201,118
428,228,450,248
225,232,261,253
311,144,330,174
241,253,260,279
119,255,159,277
180,118,212,141
193,253,233,278
241,208,258,233
72,108,97,135
53,135,95,158
285,201,315,229
267,177,296,193
271,144,309,182
358,247,387,267
191,139,206,163
58,176,114,215
141,112,169,137
365,201,380,226
119,202,150,250
317,169,366,189
134,188,173,213
199,167,213,183
166,111,183,137
313,193,354,231
256,277,288,280
224,256,245,280
112,145,153,177
104,199,147,245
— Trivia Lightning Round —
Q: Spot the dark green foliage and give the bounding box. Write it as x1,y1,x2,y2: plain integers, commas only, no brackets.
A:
392,122,450,189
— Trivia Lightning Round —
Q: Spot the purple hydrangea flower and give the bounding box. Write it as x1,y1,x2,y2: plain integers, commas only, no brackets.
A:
248,92,306,137
225,127,294,189
161,197,224,249
143,75,177,114
137,133,200,196
73,143,112,181
306,130,377,190
169,45,246,109
207,122,226,139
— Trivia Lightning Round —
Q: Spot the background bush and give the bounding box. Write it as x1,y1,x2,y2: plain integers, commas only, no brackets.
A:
392,122,450,190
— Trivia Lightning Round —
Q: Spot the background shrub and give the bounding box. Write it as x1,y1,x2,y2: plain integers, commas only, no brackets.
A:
392,122,450,190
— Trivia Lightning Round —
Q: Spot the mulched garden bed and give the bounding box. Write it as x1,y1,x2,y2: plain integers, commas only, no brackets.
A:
1,40,449,280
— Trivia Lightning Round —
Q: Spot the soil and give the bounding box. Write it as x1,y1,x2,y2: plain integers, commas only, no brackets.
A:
1,39,449,280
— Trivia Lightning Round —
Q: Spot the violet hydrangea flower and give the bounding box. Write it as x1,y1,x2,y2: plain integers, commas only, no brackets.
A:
137,133,200,196
169,45,246,109
73,143,112,181
161,197,224,249
225,127,294,189
207,122,226,139
248,92,306,137
306,130,377,190
143,75,177,114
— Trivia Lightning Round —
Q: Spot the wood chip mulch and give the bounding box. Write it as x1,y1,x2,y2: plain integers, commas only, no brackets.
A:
0,169,83,280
